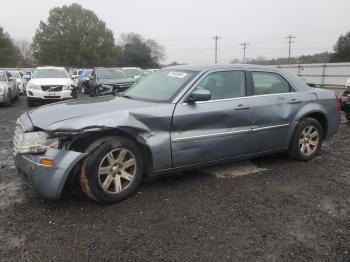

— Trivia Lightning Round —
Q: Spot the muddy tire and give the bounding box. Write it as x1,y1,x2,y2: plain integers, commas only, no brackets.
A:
79,136,144,204
288,117,323,162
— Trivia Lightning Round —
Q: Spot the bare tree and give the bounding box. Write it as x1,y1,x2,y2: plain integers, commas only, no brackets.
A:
14,39,34,67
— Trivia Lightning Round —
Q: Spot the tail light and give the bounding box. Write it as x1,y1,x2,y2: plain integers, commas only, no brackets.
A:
336,94,341,112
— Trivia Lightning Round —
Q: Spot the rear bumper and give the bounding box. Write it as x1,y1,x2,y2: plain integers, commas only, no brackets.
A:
14,148,87,200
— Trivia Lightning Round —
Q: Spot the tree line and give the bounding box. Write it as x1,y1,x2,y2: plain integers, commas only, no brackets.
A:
0,3,350,68
0,4,165,68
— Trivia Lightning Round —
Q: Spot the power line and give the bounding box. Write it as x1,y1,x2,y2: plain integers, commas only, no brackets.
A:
240,42,249,63
286,35,296,60
213,35,221,64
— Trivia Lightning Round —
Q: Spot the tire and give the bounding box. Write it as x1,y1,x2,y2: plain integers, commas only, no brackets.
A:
71,88,78,99
345,112,350,121
4,90,11,106
27,98,35,107
288,117,323,162
79,136,144,204
89,86,96,97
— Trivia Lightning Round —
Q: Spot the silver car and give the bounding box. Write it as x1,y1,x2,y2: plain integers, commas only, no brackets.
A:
13,64,341,204
0,71,18,106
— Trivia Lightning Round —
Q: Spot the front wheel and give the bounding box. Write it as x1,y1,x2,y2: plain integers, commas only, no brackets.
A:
288,117,323,162
79,136,144,204
4,90,11,106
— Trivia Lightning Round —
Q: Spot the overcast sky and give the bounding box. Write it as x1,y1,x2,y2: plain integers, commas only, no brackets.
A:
1,0,349,64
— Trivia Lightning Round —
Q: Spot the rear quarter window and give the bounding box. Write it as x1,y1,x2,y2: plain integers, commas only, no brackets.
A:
252,72,290,95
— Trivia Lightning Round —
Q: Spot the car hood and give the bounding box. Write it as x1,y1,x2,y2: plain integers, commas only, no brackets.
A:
97,78,135,85
29,78,74,86
27,96,159,131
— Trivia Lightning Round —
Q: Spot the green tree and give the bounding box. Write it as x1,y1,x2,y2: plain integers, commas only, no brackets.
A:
118,33,165,68
32,4,118,67
0,27,20,67
331,31,350,62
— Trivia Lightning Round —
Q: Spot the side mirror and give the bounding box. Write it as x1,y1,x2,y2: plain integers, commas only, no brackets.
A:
8,77,14,81
89,75,95,80
186,89,211,103
24,75,31,80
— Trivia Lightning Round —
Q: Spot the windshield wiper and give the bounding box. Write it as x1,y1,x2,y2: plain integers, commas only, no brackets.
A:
119,94,132,99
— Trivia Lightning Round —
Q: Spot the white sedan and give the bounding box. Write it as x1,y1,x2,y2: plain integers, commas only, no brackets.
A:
26,67,77,107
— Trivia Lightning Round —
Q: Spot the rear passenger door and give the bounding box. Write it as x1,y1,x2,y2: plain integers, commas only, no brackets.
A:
249,71,309,152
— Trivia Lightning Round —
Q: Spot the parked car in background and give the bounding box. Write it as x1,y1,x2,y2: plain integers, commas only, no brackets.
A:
144,69,159,75
26,67,77,107
78,69,93,94
122,67,145,79
340,77,350,121
71,69,82,85
0,71,18,106
13,64,341,204
88,67,136,96
9,70,26,94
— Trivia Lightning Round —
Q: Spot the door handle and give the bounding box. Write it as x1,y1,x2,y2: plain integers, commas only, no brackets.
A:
235,104,250,110
289,99,302,104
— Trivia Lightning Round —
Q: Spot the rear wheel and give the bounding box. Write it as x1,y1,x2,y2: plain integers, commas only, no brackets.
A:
288,117,323,162
79,136,144,204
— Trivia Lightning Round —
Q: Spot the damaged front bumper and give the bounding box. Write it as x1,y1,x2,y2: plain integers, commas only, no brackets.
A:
14,148,87,200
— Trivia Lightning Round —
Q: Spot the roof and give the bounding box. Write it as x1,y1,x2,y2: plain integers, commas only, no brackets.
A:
35,66,66,70
166,64,278,72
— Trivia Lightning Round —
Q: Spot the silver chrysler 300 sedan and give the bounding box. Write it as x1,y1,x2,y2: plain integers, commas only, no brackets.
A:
13,64,341,204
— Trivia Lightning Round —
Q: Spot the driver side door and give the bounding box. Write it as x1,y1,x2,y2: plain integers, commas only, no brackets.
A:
171,70,254,167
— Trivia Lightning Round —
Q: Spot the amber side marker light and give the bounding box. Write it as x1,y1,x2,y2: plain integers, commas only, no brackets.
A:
40,159,54,166
346,93,350,97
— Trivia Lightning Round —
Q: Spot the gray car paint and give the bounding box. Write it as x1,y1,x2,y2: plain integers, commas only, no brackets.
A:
14,64,341,200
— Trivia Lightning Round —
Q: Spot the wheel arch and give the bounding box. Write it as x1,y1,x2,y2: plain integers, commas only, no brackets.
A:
67,127,153,175
294,110,328,140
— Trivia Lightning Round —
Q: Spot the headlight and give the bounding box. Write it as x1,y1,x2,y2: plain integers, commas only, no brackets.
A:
27,83,41,90
63,85,76,90
0,86,3,95
15,131,59,154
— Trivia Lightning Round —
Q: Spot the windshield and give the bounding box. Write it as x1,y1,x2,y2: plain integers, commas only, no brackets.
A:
123,69,197,102
0,73,6,81
123,68,144,77
33,68,69,79
97,69,128,79
9,71,20,78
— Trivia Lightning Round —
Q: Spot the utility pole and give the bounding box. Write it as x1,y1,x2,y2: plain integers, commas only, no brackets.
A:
240,42,249,63
213,35,221,64
286,35,296,60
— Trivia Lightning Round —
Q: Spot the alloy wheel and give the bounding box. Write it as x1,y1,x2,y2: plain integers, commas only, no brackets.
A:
298,125,319,156
97,148,137,194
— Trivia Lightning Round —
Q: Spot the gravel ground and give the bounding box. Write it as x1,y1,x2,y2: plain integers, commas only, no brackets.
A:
1,95,350,262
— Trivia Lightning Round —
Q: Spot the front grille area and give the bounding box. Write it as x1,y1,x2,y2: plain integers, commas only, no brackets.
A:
13,118,24,155
41,85,63,92
113,82,134,92
43,96,61,99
